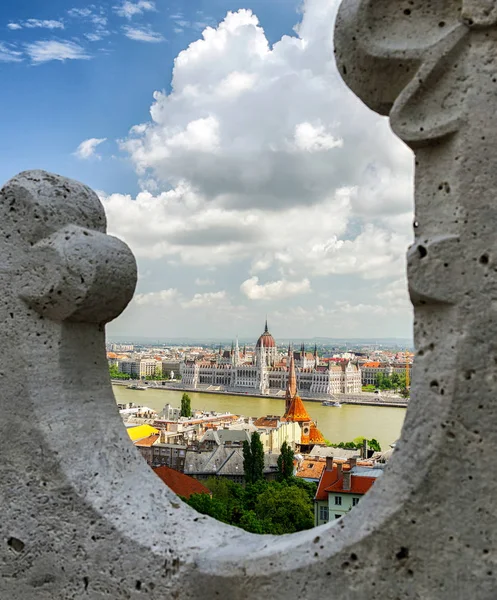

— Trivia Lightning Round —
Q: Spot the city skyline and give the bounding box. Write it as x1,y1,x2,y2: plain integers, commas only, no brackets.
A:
1,0,414,339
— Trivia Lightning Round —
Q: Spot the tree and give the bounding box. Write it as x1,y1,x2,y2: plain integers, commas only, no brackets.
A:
368,438,382,452
108,364,130,380
180,393,192,418
277,441,294,481
255,483,314,534
185,493,228,523
327,437,382,452
243,432,264,484
238,510,264,534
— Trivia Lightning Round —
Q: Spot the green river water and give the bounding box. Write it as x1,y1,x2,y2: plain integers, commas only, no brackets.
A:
113,386,406,450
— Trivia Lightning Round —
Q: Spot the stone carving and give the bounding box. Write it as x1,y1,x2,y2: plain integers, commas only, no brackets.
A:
2,3,497,596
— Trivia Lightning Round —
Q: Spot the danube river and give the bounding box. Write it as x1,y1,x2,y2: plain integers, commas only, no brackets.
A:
113,386,406,450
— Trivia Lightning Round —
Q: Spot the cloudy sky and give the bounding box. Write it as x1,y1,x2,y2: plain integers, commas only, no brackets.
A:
0,0,414,341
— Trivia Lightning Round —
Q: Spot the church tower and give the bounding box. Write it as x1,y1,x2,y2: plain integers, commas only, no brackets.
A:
285,354,297,413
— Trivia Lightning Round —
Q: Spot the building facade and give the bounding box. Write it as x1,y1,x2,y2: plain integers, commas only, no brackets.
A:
314,457,383,526
120,359,158,378
180,321,362,397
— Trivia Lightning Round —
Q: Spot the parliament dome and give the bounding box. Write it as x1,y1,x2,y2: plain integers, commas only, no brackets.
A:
256,320,276,348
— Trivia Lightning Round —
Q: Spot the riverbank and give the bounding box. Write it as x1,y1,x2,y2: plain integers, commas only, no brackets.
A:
111,380,409,408
112,386,406,449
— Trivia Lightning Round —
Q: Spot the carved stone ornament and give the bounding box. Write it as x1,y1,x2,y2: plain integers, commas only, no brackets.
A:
2,3,497,595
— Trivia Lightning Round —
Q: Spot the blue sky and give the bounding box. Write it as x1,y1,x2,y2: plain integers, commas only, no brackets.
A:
0,0,300,195
0,0,415,341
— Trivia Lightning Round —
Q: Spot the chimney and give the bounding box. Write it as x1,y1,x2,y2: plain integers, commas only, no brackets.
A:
337,462,343,478
326,456,334,471
349,457,357,469
362,438,368,459
343,469,351,491
160,428,166,444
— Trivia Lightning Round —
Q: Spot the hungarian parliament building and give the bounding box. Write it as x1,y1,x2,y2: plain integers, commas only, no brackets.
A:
180,321,362,397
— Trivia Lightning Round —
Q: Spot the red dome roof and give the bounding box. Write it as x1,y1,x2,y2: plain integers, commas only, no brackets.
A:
256,320,276,348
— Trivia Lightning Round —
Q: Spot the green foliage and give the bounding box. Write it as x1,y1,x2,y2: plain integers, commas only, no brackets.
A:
327,438,382,452
108,364,131,380
186,493,228,522
185,476,316,536
362,384,376,392
145,365,163,380
180,393,192,418
375,372,407,391
277,441,295,481
287,476,317,503
238,510,264,534
254,483,314,534
243,432,264,484
368,438,382,452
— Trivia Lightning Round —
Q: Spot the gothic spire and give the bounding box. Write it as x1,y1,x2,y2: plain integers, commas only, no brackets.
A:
234,336,240,366
285,353,297,412
264,317,268,333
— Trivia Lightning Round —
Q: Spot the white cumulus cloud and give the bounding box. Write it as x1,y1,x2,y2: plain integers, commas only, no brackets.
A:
240,277,311,300
73,137,107,160
181,291,227,308
104,0,415,339
134,288,179,305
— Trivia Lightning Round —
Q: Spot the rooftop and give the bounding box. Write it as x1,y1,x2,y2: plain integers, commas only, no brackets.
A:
153,466,211,499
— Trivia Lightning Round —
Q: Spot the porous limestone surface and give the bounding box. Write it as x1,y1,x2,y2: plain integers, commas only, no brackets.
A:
2,2,497,596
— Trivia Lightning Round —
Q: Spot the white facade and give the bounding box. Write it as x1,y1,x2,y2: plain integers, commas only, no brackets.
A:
180,325,362,397
120,359,158,378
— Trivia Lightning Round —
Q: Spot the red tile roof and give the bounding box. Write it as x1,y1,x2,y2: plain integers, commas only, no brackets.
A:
315,466,339,500
325,475,376,495
254,416,281,428
153,466,211,499
315,465,377,500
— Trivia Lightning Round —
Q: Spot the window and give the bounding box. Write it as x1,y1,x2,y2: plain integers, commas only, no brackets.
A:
335,514,341,519
334,496,342,506
319,506,329,522
352,497,360,506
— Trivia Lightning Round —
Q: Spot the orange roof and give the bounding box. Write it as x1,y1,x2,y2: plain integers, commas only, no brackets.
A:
107,352,117,359
134,434,159,448
153,466,211,499
325,475,376,495
362,361,381,368
284,394,311,422
296,458,326,480
315,465,377,500
309,424,325,444
253,416,281,428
